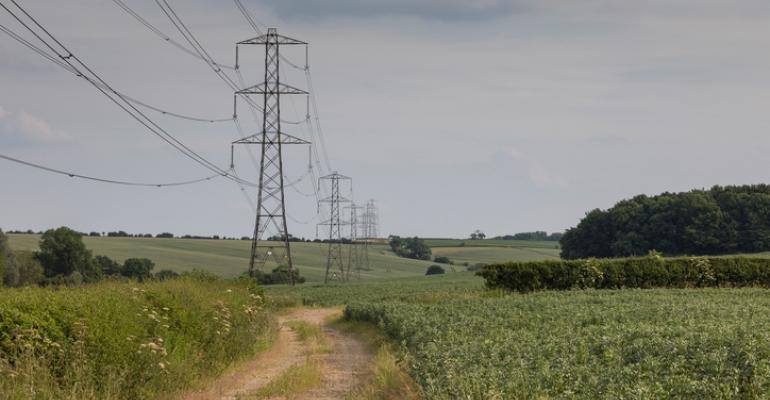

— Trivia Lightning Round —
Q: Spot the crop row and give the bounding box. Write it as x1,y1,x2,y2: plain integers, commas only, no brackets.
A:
345,289,770,399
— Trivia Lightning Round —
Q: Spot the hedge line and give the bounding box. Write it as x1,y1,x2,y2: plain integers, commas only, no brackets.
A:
477,256,770,292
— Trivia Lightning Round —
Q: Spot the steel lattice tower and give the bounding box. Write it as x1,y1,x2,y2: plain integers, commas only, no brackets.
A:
232,28,309,282
364,199,380,241
318,172,351,283
345,203,365,279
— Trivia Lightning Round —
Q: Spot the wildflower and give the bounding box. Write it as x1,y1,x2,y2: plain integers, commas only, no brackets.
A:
158,362,166,370
226,289,233,293
162,307,170,311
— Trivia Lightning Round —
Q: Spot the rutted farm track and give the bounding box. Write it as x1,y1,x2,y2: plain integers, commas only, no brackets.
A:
184,308,370,400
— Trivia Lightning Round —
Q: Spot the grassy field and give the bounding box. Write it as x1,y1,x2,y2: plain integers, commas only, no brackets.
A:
7,234,560,282
432,245,560,264
423,238,560,249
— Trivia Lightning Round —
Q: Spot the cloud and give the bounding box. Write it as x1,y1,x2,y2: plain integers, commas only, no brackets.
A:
255,0,524,21
253,0,770,22
0,108,72,146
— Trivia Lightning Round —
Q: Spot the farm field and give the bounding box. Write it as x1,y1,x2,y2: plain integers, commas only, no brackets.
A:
270,275,770,399
7,234,560,282
346,288,770,399
424,238,559,248
7,234,437,282
432,245,560,264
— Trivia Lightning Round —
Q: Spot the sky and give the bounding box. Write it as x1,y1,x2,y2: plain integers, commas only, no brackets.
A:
1,0,770,239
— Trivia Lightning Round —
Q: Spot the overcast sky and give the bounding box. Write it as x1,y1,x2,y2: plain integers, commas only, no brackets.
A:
1,0,770,239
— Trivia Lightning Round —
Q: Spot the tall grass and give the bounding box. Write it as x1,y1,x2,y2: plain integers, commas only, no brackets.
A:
0,278,275,399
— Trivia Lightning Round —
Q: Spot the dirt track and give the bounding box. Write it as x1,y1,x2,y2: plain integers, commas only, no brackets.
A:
183,308,369,400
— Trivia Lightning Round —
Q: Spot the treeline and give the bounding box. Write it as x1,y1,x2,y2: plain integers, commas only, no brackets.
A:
561,185,770,259
0,227,176,287
493,231,563,241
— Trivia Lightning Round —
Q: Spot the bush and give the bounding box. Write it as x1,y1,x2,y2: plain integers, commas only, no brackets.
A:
478,255,770,292
434,256,452,264
252,266,306,285
154,269,180,280
426,265,445,275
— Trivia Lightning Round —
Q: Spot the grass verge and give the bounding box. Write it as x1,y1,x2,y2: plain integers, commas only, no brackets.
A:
248,359,323,399
0,277,274,399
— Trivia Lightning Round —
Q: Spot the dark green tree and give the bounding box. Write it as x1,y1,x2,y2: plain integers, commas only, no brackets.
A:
95,255,121,276
37,227,101,283
561,185,770,258
121,258,155,281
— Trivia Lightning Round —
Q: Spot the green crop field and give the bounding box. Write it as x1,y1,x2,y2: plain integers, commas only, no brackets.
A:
269,273,770,399
7,234,560,282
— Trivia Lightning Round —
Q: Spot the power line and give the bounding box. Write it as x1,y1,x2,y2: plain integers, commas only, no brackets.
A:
0,153,220,187
0,0,257,188
0,22,235,124
111,0,236,71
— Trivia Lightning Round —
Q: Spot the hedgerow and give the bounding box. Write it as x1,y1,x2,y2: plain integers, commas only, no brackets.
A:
478,255,770,292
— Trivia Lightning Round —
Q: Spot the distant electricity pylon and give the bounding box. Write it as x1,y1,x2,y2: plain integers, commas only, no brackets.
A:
364,199,380,241
318,172,352,283
231,28,309,282
345,203,365,279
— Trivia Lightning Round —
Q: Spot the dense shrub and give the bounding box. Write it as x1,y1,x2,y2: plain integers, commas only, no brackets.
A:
478,256,770,292
253,266,306,285
0,278,273,399
426,265,445,275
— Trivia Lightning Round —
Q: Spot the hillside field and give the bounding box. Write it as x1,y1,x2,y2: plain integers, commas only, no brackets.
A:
7,234,560,282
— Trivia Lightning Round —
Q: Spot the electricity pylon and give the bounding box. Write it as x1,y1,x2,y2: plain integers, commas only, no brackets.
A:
231,28,308,283
364,199,379,241
318,172,351,283
345,203,365,279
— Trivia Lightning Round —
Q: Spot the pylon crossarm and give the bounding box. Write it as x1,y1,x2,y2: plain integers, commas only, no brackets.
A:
236,82,308,95
238,32,307,46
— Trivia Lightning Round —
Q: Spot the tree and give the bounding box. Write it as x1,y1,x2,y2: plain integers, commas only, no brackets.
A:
95,255,121,276
470,230,486,240
156,233,174,238
426,265,445,275
388,235,432,260
5,251,43,287
561,185,770,259
37,227,101,283
121,258,155,281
